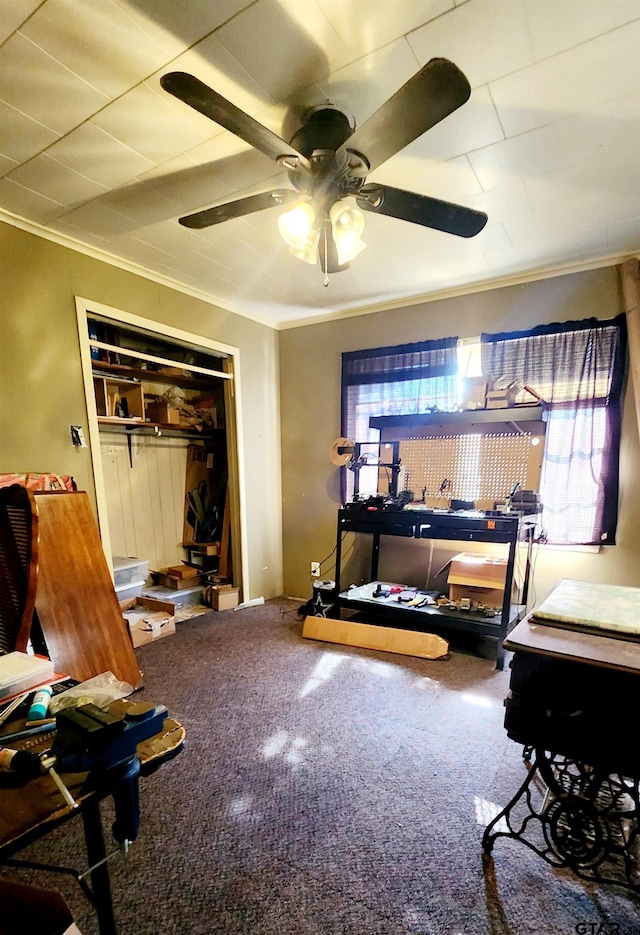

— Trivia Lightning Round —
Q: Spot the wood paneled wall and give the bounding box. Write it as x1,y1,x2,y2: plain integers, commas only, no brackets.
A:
99,432,189,573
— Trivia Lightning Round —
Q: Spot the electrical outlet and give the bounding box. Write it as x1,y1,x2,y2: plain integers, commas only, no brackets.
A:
311,561,321,577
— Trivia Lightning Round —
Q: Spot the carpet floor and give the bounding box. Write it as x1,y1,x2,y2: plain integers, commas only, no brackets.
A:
6,599,640,934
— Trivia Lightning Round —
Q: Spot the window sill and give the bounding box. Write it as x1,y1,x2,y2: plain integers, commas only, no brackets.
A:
541,543,601,554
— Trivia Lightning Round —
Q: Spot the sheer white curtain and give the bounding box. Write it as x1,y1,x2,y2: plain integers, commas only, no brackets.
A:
481,316,627,545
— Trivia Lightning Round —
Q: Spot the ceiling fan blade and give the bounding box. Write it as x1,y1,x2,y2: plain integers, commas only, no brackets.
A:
161,72,310,171
337,58,471,173
179,189,301,229
356,184,488,238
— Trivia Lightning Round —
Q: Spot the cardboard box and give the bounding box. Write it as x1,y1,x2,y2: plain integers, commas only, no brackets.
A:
167,564,199,579
486,387,518,409
447,552,509,608
151,569,204,590
461,376,487,411
211,585,239,611
146,401,180,424
121,597,176,648
448,552,507,589
302,616,449,660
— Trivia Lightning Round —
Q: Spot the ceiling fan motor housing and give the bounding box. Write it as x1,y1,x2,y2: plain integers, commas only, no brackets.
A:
290,108,353,158
287,109,367,198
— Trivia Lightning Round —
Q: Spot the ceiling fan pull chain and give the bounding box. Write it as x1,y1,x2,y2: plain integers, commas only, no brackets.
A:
323,225,329,287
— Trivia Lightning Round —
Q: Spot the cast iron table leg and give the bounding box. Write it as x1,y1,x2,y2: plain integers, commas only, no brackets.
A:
82,800,119,935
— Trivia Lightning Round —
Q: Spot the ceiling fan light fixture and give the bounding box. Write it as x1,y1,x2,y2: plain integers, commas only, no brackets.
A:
289,229,320,265
278,202,315,248
329,200,366,265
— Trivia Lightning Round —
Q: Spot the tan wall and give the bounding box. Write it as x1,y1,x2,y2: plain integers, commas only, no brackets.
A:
279,266,640,605
0,221,283,600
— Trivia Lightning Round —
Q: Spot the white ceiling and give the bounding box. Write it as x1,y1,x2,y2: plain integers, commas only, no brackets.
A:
1,0,639,329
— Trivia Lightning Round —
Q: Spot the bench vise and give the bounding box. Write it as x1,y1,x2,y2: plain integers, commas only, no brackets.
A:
50,701,168,843
6,701,168,844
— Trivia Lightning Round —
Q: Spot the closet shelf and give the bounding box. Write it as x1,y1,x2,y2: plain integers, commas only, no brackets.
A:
92,360,218,391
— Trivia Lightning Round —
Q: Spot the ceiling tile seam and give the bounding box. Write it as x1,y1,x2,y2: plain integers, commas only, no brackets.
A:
110,0,260,60
15,30,110,113
189,247,237,273
311,0,423,79
403,0,458,39
8,172,131,228
1,177,65,212
464,94,637,180
311,0,358,63
497,221,514,250
483,80,507,145
314,32,424,91
4,28,235,176
6,150,112,197
405,6,640,93
523,6,640,63
514,15,640,81
0,0,45,51
170,168,289,216
0,111,146,184
0,95,63,147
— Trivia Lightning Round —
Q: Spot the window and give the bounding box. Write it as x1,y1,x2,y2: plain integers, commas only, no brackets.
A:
481,316,627,545
341,338,458,499
341,315,627,545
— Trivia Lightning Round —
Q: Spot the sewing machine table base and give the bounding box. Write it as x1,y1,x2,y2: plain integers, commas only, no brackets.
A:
482,747,640,893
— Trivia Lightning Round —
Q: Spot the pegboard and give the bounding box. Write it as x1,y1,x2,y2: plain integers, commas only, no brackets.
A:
396,431,541,508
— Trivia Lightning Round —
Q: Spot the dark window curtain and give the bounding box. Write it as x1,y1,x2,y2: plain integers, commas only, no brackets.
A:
341,337,459,499
481,315,627,545
342,337,459,441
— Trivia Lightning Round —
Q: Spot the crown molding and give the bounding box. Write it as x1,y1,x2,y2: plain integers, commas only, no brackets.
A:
276,253,635,330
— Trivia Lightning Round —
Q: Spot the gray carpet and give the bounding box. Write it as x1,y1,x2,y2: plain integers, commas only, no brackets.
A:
6,599,640,933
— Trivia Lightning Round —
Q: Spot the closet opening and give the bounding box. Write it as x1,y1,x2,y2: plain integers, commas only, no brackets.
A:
75,297,246,613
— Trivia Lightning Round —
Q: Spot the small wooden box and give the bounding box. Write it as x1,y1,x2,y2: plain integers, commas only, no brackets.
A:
146,401,180,424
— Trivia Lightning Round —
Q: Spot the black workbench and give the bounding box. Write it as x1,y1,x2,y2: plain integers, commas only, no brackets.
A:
333,505,526,669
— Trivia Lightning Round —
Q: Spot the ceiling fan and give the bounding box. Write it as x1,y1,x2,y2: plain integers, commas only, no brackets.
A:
160,59,488,277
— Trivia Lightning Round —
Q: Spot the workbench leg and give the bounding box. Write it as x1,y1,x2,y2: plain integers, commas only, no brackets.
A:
82,801,119,935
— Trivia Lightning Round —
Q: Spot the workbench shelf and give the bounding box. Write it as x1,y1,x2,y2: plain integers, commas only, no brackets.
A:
332,506,527,669
369,404,547,432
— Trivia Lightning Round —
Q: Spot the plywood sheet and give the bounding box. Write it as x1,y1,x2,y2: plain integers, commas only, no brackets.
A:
34,492,142,688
